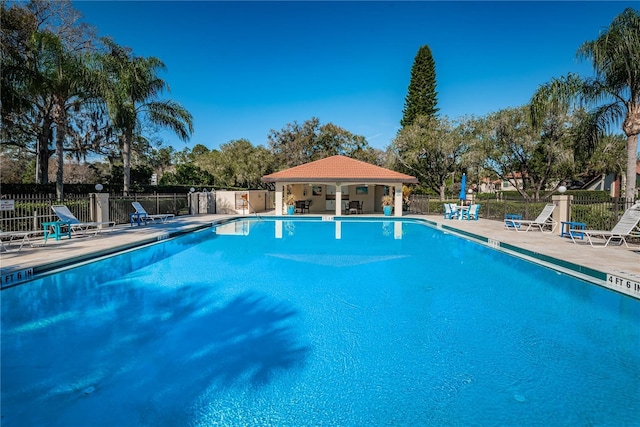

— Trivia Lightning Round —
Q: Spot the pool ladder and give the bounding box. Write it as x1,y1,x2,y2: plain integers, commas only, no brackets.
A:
243,195,262,220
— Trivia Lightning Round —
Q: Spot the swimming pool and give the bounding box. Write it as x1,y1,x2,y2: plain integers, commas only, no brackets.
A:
2,218,638,426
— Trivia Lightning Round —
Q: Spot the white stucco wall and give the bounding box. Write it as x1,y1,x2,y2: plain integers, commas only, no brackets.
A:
215,190,269,214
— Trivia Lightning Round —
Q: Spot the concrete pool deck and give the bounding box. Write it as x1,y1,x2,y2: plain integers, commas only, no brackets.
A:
1,213,638,298
412,214,639,299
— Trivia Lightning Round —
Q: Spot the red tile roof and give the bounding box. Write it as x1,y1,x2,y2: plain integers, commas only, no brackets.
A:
262,155,418,183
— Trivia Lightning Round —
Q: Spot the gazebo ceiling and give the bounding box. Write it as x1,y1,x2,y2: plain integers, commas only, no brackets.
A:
261,155,418,184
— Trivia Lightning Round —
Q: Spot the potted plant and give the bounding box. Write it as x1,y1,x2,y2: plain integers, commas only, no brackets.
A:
381,195,393,216
402,185,412,211
285,194,296,215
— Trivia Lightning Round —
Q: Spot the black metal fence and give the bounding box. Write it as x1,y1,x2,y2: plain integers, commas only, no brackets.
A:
407,195,550,222
109,194,189,225
407,194,637,231
570,195,636,231
0,193,189,232
0,194,92,232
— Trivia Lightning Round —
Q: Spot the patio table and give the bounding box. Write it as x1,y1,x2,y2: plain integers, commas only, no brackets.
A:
42,221,71,242
456,206,469,220
561,221,586,240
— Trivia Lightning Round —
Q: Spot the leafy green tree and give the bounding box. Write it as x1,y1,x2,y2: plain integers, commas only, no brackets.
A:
107,163,153,189
400,45,439,128
0,1,37,134
351,146,385,166
218,139,275,188
147,146,175,179
190,143,210,159
268,117,370,169
159,164,214,187
97,39,194,195
531,8,640,199
475,106,574,201
187,140,275,189
1,2,55,184
172,146,192,165
88,159,112,184
391,115,467,200
0,149,33,183
587,134,627,179
192,148,225,183
172,143,211,165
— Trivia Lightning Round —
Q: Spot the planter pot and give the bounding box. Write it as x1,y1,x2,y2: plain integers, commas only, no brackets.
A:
287,205,295,215
383,205,392,216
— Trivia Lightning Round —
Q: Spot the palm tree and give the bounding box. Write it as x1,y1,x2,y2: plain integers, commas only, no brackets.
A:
531,8,640,199
2,1,99,191
98,40,193,195
35,31,92,200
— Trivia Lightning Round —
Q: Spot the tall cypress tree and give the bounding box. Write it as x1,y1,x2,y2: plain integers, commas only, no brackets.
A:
401,45,439,128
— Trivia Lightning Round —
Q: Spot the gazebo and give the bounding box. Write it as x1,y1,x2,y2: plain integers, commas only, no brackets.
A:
261,155,418,216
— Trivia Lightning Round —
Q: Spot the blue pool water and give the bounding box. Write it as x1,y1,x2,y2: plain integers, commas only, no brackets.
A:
1,218,639,426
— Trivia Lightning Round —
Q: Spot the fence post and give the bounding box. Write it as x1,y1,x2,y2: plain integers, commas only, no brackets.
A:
93,192,110,227
552,194,572,231
173,193,177,215
188,192,196,215
33,210,38,231
207,192,216,213
90,193,96,222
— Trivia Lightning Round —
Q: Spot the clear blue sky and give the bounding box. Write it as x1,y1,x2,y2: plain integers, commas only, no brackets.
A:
74,1,637,151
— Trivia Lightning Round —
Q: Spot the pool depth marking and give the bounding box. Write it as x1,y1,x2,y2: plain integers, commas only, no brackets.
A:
606,274,640,299
1,267,34,288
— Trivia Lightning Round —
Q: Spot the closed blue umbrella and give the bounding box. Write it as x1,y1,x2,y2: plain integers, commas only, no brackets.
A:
459,173,467,203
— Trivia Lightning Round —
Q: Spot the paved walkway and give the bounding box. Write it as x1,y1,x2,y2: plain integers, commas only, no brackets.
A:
1,213,638,298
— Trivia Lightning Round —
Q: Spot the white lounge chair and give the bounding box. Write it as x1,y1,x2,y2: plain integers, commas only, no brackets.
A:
504,203,557,233
0,230,43,252
131,202,175,224
570,205,640,248
51,205,115,236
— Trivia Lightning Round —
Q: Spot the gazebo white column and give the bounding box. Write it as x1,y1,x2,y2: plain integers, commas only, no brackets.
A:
335,183,343,216
394,185,403,217
275,182,284,215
